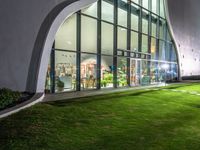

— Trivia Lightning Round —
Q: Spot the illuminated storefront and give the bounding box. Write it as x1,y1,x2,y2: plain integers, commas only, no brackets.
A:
45,0,178,93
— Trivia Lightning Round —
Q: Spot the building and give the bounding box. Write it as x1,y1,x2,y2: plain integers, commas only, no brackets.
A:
0,0,199,95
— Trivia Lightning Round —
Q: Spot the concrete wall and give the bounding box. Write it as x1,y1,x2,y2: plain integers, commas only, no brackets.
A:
167,0,200,78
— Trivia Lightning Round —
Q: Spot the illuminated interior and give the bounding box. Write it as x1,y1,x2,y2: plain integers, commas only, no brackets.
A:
45,0,178,93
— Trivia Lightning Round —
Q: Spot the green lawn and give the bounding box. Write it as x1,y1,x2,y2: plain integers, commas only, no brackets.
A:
1,83,200,150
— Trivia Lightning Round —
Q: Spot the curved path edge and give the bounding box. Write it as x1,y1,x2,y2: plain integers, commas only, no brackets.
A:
0,93,44,119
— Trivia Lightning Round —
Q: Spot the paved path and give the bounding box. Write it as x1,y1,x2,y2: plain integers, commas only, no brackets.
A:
145,88,200,96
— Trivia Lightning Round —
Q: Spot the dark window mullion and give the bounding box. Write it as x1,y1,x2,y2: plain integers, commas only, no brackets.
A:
127,0,131,86
138,0,142,52
97,0,102,89
76,12,81,91
113,0,118,88
50,42,55,93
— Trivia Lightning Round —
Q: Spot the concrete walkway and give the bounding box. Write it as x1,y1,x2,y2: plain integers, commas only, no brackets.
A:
43,84,166,102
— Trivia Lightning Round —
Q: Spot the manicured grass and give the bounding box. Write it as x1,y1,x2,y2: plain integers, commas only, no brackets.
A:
1,83,200,150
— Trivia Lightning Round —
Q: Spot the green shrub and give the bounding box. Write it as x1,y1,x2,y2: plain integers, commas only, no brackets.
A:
0,88,21,110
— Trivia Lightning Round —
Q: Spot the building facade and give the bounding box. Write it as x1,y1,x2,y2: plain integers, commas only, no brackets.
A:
45,0,178,93
1,0,200,94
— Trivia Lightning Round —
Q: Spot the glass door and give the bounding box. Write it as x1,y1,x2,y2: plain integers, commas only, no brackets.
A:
130,59,141,86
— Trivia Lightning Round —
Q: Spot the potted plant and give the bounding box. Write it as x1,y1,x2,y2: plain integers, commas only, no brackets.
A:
101,79,107,87
57,80,64,92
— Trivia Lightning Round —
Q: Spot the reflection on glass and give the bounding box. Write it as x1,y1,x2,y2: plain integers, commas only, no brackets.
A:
81,16,97,53
102,0,114,23
131,0,139,4
150,62,158,84
131,31,138,51
142,18,148,34
142,35,148,53
131,5,139,31
118,27,127,50
101,56,113,88
81,2,97,17
152,22,157,37
81,54,97,90
142,0,149,9
159,19,166,39
118,0,127,27
45,62,51,93
159,40,165,60
55,51,76,92
160,0,165,18
117,57,127,87
151,38,156,59
55,14,76,51
152,0,157,14
102,22,113,55
130,59,140,86
141,60,150,85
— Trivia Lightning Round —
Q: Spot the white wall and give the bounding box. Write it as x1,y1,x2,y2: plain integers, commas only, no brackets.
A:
167,0,200,77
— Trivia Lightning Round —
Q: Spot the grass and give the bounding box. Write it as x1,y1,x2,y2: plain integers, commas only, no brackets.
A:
1,83,200,150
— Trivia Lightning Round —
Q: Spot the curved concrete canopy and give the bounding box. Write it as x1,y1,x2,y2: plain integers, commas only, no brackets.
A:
0,0,96,92
27,0,97,93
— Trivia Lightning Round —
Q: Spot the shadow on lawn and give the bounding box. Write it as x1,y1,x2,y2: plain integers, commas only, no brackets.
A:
46,90,157,107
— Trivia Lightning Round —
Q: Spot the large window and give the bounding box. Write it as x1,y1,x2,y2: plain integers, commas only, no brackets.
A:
55,14,77,51
118,0,128,27
81,16,97,53
142,0,149,9
142,35,148,53
101,56,113,88
118,27,127,50
55,51,76,92
82,2,97,17
102,0,114,23
81,54,97,90
102,22,114,55
46,0,178,93
131,31,138,51
117,57,127,87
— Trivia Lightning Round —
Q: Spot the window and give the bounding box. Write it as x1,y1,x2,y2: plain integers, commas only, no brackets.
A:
55,14,76,51
81,2,97,17
81,16,97,53
160,0,165,18
55,51,76,92
118,27,127,50
102,0,114,23
142,0,149,9
159,40,165,60
131,0,139,4
142,18,148,34
118,0,128,27
101,56,113,88
159,19,166,39
117,57,127,87
81,54,97,90
131,31,138,51
152,22,157,37
131,3,139,31
151,0,157,14
142,35,148,53
151,38,156,59
102,22,114,55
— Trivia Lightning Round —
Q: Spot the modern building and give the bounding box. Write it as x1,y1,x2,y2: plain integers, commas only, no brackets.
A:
45,0,178,93
0,0,200,95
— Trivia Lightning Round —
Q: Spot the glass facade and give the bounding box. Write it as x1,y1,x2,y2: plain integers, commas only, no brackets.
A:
45,0,178,93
